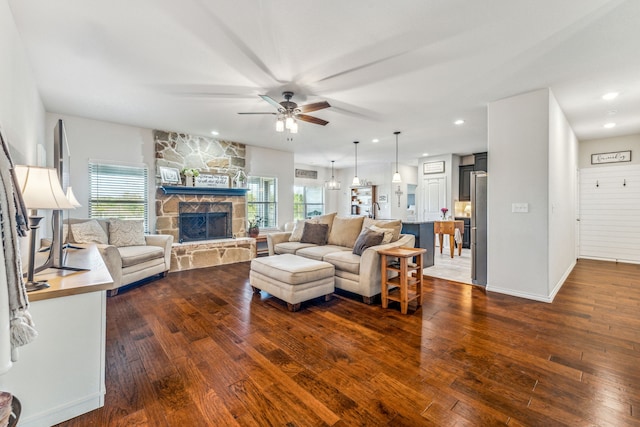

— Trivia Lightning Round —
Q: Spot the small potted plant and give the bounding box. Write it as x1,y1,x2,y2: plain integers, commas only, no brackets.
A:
181,168,200,186
440,207,449,219
248,216,262,237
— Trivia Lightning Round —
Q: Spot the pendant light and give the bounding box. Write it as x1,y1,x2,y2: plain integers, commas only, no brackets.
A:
325,160,341,190
352,141,361,186
392,131,402,183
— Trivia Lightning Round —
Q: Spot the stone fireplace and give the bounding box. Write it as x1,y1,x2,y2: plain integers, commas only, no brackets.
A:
154,130,254,272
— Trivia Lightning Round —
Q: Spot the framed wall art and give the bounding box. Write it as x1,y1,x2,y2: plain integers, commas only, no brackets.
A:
423,161,445,174
159,166,181,184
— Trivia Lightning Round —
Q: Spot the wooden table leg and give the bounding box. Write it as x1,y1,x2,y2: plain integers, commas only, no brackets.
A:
449,234,455,258
458,237,462,256
438,233,444,254
381,254,388,309
400,257,408,314
416,253,423,307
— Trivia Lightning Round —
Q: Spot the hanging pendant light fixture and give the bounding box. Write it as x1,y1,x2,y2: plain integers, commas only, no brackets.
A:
352,141,361,186
392,131,402,183
325,160,341,190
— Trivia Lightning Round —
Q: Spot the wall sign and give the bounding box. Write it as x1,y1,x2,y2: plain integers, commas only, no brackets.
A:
591,150,631,164
423,161,445,174
195,173,229,188
295,168,318,179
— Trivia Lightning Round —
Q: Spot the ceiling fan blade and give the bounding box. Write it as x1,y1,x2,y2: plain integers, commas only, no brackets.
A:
259,94,283,109
238,112,277,115
299,101,331,113
297,114,329,126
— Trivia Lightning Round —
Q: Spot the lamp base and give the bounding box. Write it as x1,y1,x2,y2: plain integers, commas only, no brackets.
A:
25,280,50,293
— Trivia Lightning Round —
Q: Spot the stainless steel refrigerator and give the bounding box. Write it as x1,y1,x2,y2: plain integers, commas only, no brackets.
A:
471,171,487,286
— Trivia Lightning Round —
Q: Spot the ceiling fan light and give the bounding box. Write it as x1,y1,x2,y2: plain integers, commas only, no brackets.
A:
290,121,298,134
275,119,284,132
285,116,294,129
392,172,402,183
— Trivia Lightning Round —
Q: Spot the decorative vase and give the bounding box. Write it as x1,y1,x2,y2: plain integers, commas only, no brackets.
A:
185,176,194,187
248,226,259,237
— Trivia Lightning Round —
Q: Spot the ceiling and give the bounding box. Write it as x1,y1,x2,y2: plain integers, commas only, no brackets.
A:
8,0,640,168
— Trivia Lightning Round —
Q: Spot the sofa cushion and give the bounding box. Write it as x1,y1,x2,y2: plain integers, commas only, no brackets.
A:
109,219,146,247
300,222,329,245
327,216,364,248
274,241,315,255
289,219,313,242
363,218,402,242
368,225,393,244
118,245,165,268
71,220,109,244
352,227,384,256
314,212,337,232
323,251,361,275
296,245,351,261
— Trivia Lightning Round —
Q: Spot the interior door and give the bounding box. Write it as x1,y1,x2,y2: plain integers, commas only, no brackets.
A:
421,177,446,221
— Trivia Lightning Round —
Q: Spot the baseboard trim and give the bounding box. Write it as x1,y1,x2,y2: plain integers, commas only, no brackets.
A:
486,285,553,303
19,392,104,427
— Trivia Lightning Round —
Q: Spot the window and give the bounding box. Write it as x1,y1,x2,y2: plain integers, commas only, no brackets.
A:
89,161,149,231
247,176,277,228
293,185,324,220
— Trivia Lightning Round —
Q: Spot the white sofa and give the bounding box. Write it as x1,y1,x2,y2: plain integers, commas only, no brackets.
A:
65,218,173,295
267,214,415,303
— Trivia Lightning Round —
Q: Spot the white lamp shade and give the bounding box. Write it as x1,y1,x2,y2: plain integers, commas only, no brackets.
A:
352,176,360,186
275,119,284,132
15,165,75,210
392,172,402,183
66,186,82,207
290,121,298,134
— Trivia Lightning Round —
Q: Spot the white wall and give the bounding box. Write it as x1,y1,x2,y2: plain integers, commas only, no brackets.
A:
487,89,550,300
0,0,46,375
44,113,156,229
579,133,640,168
547,92,578,298
488,88,577,302
246,146,294,228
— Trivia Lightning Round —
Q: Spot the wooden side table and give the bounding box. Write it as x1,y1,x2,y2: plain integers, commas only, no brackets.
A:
379,246,426,314
254,234,268,257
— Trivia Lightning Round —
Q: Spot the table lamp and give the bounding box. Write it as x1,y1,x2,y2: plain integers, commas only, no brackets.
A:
15,165,76,292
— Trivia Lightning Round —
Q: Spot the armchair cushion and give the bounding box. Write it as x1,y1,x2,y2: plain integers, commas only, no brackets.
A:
118,245,165,268
71,220,109,244
109,219,146,247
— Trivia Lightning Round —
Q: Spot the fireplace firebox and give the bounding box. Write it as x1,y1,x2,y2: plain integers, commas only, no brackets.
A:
178,202,232,243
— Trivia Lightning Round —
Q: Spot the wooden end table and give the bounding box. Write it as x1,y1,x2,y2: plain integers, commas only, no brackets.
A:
379,246,426,314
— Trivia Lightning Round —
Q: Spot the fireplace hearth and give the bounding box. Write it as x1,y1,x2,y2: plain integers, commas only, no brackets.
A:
179,202,232,243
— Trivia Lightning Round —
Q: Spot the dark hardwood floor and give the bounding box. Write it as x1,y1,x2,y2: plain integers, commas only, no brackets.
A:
56,259,640,426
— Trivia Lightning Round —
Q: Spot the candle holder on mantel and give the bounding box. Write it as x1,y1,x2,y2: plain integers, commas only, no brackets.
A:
233,170,247,188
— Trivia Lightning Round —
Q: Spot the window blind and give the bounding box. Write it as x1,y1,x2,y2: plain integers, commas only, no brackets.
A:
89,162,149,231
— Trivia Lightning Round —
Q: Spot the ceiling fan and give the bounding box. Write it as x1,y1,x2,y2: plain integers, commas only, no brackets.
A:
238,91,331,131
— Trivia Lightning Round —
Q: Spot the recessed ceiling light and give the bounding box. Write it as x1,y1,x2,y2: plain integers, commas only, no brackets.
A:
603,122,616,129
211,130,219,136
602,92,619,101
372,138,379,143
454,119,465,125
422,153,429,157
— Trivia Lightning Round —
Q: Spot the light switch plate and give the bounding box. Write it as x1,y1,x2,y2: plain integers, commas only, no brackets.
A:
512,202,529,213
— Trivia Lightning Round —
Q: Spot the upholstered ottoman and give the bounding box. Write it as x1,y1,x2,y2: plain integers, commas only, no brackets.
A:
250,254,335,312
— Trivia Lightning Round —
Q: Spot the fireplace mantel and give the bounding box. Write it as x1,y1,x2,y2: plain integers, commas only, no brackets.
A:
160,186,248,196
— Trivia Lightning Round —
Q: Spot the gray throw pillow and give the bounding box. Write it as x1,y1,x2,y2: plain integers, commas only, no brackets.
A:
352,228,384,256
300,222,329,245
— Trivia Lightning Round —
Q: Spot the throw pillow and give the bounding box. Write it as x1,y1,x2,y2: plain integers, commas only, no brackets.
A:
289,219,315,242
108,219,146,247
327,216,365,248
352,228,384,256
314,212,337,233
362,218,402,242
71,220,109,244
369,225,393,244
300,222,329,245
